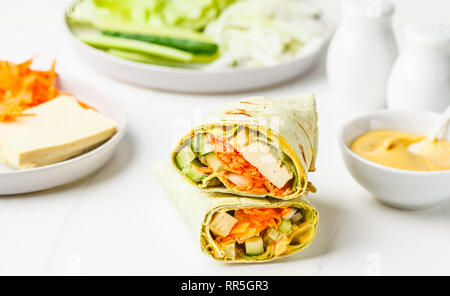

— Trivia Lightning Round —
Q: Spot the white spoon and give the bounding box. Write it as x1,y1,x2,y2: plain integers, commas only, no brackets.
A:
408,105,450,154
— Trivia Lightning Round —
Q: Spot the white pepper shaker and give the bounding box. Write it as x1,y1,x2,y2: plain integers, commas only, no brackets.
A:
327,0,398,110
387,21,450,112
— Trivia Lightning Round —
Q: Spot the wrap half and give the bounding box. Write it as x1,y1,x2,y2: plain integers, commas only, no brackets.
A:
155,162,319,263
172,95,318,200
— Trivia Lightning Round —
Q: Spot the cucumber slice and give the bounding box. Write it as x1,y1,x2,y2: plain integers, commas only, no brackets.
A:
278,219,292,233
102,31,218,55
245,237,264,256
107,49,192,68
95,21,214,43
176,145,197,169
107,49,217,67
78,33,194,62
191,134,215,156
181,163,208,182
191,133,203,154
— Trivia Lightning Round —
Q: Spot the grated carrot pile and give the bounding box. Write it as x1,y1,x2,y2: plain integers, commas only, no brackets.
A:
0,59,95,122
219,208,290,244
0,59,60,121
213,137,292,196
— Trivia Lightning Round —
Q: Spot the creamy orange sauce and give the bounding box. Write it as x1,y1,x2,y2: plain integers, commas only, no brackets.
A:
351,130,450,171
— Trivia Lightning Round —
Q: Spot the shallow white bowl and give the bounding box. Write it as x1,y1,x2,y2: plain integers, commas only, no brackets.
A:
339,110,450,210
0,75,127,195
63,1,329,94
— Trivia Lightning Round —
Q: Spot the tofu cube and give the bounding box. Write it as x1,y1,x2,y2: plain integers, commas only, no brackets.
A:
210,212,238,237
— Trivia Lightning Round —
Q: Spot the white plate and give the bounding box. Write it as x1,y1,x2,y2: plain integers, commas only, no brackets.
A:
63,2,329,94
0,75,127,195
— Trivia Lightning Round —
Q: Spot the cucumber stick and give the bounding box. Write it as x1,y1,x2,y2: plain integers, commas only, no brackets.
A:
191,134,215,156
108,49,172,64
176,146,197,169
79,33,193,62
102,31,218,55
107,50,188,68
95,21,214,43
278,219,292,233
182,164,208,182
107,50,217,67
245,237,264,256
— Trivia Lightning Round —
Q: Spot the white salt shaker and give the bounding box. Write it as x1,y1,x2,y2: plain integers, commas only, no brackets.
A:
387,21,450,112
327,0,398,110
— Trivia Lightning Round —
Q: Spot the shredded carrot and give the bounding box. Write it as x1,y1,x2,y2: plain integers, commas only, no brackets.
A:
76,100,97,111
196,166,214,174
0,59,59,121
212,137,293,196
218,208,290,244
0,59,94,122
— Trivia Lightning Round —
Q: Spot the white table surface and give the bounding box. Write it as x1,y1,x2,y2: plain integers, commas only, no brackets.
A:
0,0,449,276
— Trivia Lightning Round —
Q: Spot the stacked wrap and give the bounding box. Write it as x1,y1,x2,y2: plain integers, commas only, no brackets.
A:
156,95,319,263
155,162,318,263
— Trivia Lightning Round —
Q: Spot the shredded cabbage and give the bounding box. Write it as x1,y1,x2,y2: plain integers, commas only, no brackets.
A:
204,0,325,69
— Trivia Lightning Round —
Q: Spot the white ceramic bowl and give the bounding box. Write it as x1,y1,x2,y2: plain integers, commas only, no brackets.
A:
339,110,450,210
63,1,329,94
0,75,127,195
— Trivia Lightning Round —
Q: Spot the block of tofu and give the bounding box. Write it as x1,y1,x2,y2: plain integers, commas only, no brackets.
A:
0,95,118,170
240,142,293,189
209,212,238,237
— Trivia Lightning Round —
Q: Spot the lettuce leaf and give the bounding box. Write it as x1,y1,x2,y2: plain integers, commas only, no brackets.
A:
72,0,237,31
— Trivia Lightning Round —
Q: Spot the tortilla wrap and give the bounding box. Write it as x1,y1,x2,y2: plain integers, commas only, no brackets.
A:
172,95,318,200
155,162,319,263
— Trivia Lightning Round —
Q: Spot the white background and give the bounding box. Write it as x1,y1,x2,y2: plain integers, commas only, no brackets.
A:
0,0,449,275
